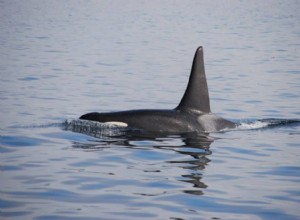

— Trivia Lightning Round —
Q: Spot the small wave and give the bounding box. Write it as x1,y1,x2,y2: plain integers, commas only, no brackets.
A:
235,118,300,131
237,121,270,130
63,119,131,137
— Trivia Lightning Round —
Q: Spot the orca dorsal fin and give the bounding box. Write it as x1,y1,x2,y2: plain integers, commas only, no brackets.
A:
176,46,211,113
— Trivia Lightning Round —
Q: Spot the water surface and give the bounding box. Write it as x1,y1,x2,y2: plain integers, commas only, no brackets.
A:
1,1,300,219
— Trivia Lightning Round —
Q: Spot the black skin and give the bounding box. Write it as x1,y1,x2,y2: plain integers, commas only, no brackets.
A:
80,109,236,133
80,47,237,133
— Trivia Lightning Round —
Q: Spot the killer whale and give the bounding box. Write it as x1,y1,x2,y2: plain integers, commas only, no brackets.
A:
80,46,237,133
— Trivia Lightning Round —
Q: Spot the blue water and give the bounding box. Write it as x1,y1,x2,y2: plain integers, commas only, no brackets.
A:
1,1,300,219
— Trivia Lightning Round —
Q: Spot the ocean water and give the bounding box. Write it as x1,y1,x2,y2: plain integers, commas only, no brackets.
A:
1,1,300,219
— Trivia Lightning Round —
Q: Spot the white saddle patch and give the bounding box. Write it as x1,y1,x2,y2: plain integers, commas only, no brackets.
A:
104,121,128,127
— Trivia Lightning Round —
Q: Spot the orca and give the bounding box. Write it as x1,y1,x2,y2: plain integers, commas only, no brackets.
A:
80,46,237,133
